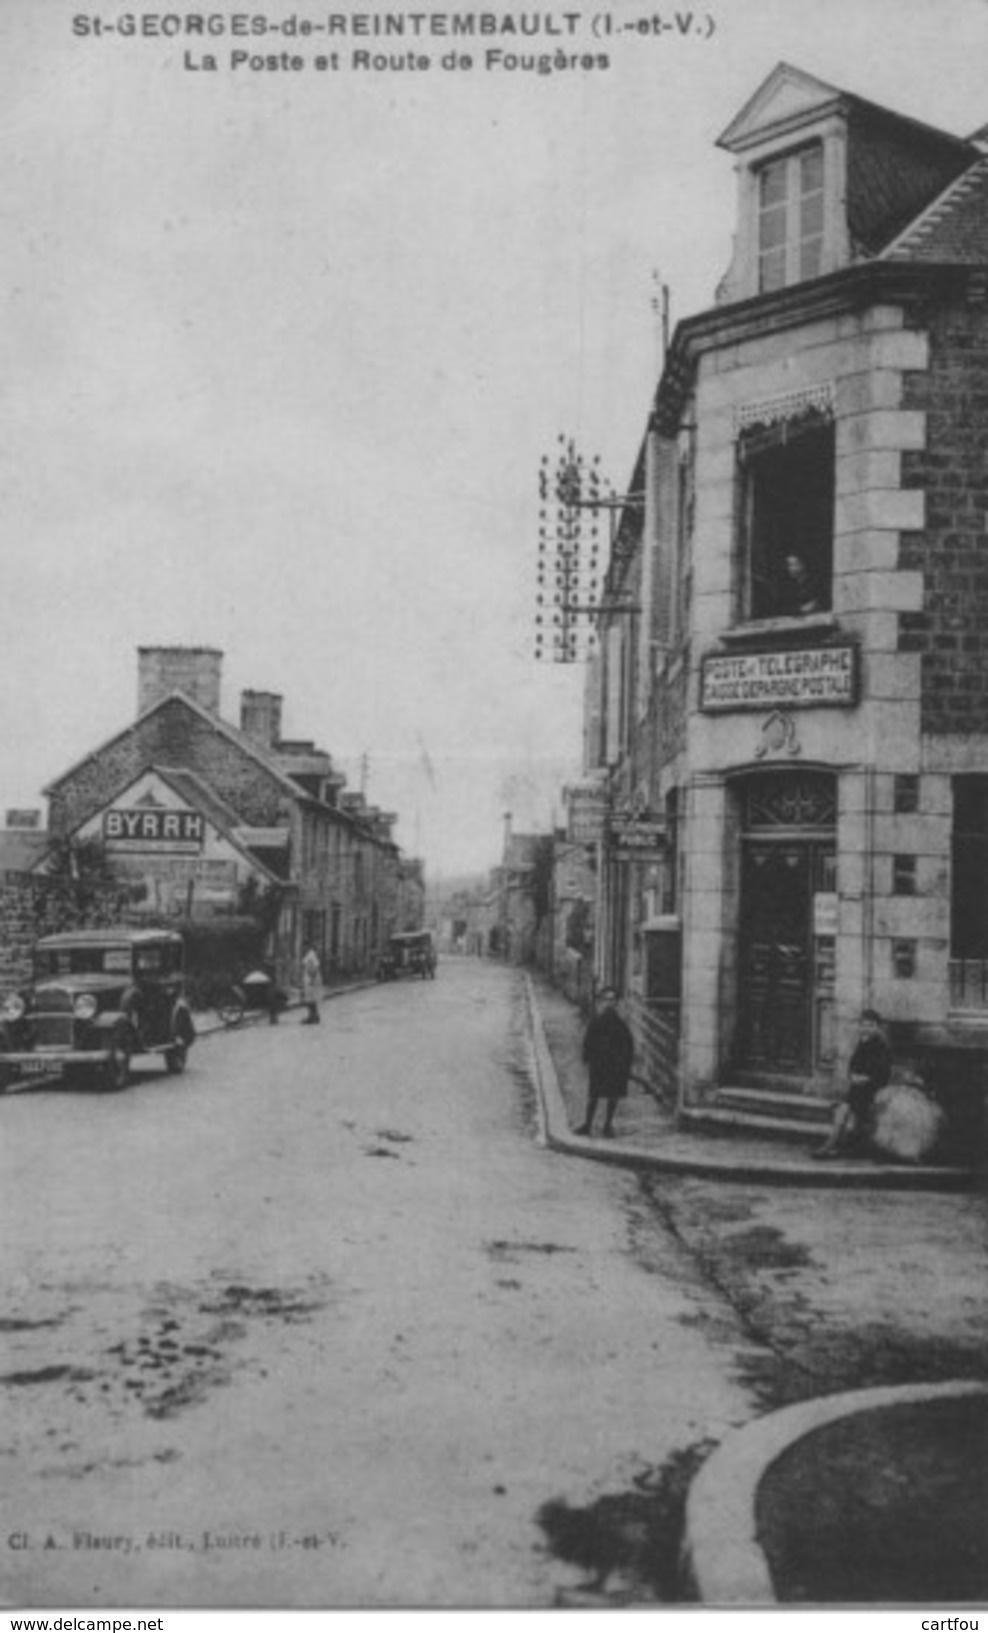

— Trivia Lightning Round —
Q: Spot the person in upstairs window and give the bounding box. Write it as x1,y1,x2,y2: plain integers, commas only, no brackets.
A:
575,987,634,1140
776,552,822,617
814,1008,892,1158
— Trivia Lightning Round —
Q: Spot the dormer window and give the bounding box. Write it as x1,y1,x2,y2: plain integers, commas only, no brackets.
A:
757,143,824,292
717,64,978,306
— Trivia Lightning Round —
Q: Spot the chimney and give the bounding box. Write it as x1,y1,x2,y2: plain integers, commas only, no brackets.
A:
5,810,41,830
138,646,223,718
239,690,283,750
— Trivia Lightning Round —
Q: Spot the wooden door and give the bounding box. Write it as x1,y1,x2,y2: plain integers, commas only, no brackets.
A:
738,841,813,1071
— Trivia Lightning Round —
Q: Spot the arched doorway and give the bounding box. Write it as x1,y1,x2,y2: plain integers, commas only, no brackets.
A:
734,769,837,1080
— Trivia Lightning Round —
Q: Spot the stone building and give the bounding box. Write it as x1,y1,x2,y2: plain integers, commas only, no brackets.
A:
489,824,555,967
39,647,419,989
396,857,427,934
588,64,988,1133
550,834,597,1008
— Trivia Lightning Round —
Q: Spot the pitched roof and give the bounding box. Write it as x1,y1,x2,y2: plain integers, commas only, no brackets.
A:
74,763,285,885
149,767,284,884
43,689,403,856
148,766,256,840
43,688,317,808
0,829,49,874
882,155,988,263
717,63,843,151
717,61,974,161
717,61,982,263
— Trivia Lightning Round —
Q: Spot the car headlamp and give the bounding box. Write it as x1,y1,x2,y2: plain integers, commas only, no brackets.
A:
73,993,99,1021
1,993,26,1022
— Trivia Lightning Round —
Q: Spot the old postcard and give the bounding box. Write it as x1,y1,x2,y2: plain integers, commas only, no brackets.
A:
2,0,987,1617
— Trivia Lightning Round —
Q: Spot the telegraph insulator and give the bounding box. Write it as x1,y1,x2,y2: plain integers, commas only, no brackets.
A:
534,434,615,662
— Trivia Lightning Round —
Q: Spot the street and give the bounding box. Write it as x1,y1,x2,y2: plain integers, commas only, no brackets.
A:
0,961,761,1609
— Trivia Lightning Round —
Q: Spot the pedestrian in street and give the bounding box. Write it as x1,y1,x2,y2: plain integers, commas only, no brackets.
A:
575,986,634,1139
300,945,322,1025
814,1007,892,1158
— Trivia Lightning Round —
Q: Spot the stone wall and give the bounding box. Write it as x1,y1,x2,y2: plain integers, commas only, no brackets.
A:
899,296,988,735
0,875,47,990
0,872,127,993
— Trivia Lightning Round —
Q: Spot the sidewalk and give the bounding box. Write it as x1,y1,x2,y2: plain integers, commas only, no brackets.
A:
527,976,978,1191
528,976,988,1604
684,1379,988,1604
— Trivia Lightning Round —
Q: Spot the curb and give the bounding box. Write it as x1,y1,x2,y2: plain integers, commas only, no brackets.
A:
523,976,978,1191
682,1378,988,1604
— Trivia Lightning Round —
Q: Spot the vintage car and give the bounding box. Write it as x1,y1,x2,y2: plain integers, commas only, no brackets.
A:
375,930,437,982
0,927,196,1092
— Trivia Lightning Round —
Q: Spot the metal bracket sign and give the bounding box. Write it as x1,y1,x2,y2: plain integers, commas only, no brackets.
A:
607,815,666,861
700,643,857,712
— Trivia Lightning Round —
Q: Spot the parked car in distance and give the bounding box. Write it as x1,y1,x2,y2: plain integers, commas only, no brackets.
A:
0,927,196,1092
376,930,437,982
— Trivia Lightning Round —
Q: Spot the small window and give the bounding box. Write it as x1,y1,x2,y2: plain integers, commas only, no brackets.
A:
952,777,988,959
894,775,920,815
892,939,917,979
893,855,917,896
738,418,834,621
644,924,681,1002
757,143,825,293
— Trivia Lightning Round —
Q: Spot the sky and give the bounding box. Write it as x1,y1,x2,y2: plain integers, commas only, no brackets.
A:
4,0,988,879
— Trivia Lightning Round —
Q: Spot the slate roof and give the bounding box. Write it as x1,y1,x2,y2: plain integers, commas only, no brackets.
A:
883,155,988,263
42,688,314,809
147,765,252,841
718,61,988,269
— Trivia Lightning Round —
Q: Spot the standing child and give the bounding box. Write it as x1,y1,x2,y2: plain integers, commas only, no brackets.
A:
576,987,634,1139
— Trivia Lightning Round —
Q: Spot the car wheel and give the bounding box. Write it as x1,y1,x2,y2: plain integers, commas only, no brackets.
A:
166,1041,188,1075
103,1041,131,1092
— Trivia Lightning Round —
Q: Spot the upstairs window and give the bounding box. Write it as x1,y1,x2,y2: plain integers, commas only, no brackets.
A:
758,143,824,293
738,413,835,622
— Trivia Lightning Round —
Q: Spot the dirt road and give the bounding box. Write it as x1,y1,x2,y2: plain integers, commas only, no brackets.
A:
0,961,762,1608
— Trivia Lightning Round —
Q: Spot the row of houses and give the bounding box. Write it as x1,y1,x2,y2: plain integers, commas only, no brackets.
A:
0,646,425,995
490,63,988,1142
436,814,598,1010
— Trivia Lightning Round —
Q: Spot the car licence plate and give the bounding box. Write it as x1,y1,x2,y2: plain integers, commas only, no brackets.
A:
19,1057,63,1077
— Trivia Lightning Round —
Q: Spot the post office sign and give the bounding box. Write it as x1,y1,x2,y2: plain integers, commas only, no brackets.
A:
701,644,857,712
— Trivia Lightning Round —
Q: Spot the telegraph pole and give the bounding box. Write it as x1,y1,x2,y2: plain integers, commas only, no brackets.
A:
534,436,643,663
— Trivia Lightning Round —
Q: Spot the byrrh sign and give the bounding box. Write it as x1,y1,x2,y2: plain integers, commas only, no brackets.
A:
103,808,206,850
700,644,857,712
